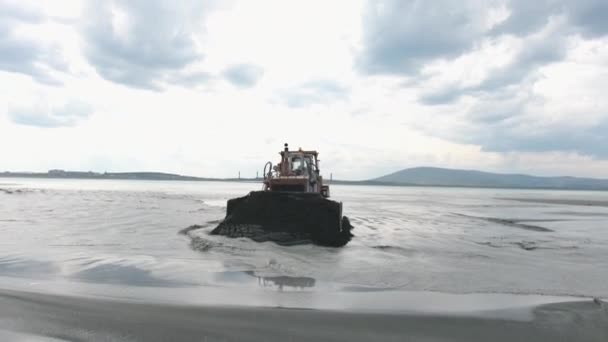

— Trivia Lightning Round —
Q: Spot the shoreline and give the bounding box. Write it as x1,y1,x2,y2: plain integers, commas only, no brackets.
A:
0,275,597,316
3,175,608,192
498,197,608,207
0,288,606,342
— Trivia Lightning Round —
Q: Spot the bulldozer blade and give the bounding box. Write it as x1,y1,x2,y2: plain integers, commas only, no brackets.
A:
211,191,354,247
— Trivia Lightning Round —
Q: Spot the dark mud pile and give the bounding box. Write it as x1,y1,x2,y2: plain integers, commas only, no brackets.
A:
211,191,354,247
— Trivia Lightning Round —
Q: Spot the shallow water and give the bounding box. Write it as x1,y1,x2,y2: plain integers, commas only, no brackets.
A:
1,178,607,305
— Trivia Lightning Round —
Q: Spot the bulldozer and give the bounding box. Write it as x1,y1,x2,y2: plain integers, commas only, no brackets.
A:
263,143,330,196
211,143,353,247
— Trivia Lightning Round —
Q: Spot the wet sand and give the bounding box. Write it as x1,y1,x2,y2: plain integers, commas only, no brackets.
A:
0,289,606,342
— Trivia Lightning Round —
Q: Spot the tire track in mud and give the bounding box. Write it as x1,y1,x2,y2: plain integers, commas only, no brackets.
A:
453,213,556,232
178,222,259,254
178,223,221,252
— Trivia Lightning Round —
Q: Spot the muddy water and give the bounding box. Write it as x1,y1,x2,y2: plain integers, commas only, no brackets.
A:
1,178,607,302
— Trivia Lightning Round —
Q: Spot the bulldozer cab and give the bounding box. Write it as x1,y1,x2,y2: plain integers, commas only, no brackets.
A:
264,143,328,197
286,153,316,176
290,155,304,175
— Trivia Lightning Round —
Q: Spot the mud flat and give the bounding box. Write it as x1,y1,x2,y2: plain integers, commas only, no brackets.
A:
0,289,606,342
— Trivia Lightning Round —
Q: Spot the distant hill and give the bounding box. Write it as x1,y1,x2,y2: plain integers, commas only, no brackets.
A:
4,167,608,190
0,170,258,182
371,167,608,190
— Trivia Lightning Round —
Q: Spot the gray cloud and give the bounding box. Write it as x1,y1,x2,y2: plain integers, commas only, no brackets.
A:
359,0,608,158
489,1,559,36
492,0,608,38
475,119,608,158
82,0,213,90
222,64,264,88
450,87,608,158
0,2,44,22
0,3,66,85
357,0,490,75
568,1,608,37
9,101,94,128
166,71,215,87
359,0,608,78
419,88,464,106
421,30,569,106
278,80,349,108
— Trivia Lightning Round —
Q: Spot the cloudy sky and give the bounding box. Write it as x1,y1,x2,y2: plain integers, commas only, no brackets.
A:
1,0,607,180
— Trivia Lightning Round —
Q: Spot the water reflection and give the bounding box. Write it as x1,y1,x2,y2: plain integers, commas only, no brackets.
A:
245,271,316,290
0,257,58,278
71,263,192,287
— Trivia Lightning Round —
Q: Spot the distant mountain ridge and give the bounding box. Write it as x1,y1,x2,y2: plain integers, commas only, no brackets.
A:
3,167,608,190
371,167,608,190
0,170,256,182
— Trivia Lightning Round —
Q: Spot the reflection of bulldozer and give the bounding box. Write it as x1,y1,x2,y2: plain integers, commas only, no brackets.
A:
211,143,353,247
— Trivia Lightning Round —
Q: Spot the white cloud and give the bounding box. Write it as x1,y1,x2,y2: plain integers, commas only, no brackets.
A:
1,0,608,180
